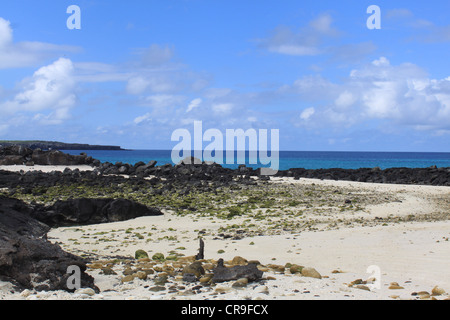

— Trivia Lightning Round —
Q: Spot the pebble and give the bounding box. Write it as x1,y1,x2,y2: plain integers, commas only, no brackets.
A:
388,282,404,290
231,256,248,266
431,286,446,296
182,261,205,278
232,278,249,288
134,271,147,280
75,288,96,296
257,286,270,295
154,275,169,285
268,264,285,273
121,275,135,283
199,274,213,284
20,289,33,298
301,267,322,279
149,286,166,292
289,264,304,274
355,285,371,291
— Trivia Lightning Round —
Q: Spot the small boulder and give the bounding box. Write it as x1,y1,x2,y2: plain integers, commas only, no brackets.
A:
432,286,446,296
135,249,149,260
152,253,165,261
301,267,322,279
183,261,205,279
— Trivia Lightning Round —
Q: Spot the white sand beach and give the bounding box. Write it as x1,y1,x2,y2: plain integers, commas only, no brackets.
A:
1,166,449,300
0,165,95,173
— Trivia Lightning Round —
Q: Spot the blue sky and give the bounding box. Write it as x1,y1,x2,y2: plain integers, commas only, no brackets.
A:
1,0,450,151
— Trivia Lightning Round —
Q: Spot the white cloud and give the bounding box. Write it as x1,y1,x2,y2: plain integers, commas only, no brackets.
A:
134,113,151,124
335,91,356,108
269,44,321,56
1,58,76,116
300,107,315,120
33,107,72,125
186,98,202,112
291,57,450,132
0,17,13,47
0,17,80,69
212,103,234,115
126,76,151,95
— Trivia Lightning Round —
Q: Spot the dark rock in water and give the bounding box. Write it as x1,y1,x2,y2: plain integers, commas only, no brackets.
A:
0,196,98,292
34,198,163,228
212,259,263,283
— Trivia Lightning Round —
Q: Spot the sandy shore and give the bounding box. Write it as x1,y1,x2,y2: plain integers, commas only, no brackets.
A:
0,167,449,300
0,165,95,173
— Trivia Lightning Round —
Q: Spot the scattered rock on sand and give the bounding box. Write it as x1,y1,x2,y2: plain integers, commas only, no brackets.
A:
182,261,205,279
135,250,149,260
431,286,446,296
388,282,404,290
212,259,263,283
301,267,322,279
232,278,249,288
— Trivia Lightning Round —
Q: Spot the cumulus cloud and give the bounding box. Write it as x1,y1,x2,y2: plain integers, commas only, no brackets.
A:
294,57,450,132
0,17,80,69
1,58,77,124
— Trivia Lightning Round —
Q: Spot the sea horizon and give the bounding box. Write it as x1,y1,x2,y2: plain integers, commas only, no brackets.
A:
64,149,450,171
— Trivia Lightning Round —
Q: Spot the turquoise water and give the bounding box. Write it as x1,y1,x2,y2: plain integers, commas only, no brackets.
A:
65,150,450,170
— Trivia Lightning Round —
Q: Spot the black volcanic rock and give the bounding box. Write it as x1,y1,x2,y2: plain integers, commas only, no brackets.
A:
212,258,263,283
0,146,96,166
31,149,91,166
0,196,98,292
33,198,163,228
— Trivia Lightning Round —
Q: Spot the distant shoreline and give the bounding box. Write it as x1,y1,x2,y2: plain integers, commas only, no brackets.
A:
0,140,125,151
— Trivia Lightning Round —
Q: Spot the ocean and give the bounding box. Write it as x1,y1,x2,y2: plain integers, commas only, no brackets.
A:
64,150,450,171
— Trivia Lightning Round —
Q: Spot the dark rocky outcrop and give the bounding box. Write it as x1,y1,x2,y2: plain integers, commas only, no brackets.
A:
33,198,163,228
3,145,449,186
0,141,123,151
0,196,98,292
0,195,162,292
212,258,263,283
275,166,450,186
0,146,96,166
